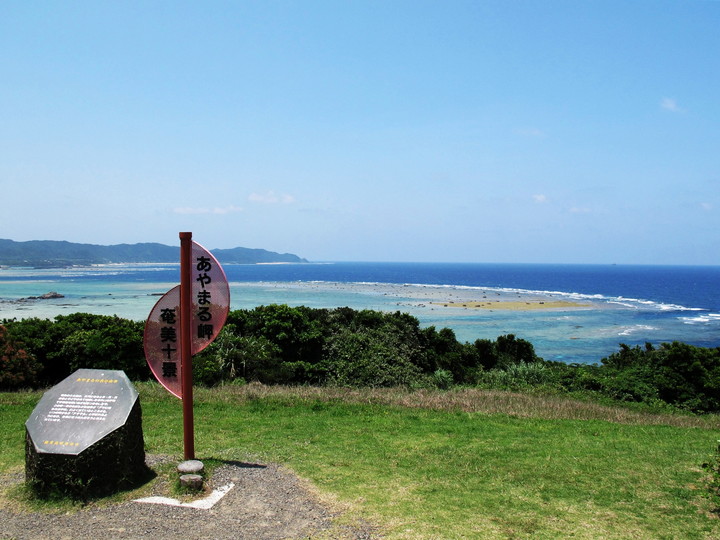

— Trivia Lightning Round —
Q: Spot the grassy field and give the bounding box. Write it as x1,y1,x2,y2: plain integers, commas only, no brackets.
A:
2,383,719,538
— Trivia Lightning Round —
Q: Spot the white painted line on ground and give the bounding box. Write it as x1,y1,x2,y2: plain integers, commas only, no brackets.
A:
134,482,235,510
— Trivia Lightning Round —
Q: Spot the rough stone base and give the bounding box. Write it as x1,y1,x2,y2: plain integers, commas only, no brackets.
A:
179,474,204,490
25,400,150,499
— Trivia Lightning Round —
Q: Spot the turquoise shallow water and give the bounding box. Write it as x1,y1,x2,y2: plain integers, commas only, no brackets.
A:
1,262,719,364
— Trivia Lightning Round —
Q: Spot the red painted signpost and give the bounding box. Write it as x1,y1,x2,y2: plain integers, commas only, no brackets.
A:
143,233,230,459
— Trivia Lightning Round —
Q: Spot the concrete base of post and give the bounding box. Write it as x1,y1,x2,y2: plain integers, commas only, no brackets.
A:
178,459,204,490
178,459,204,475
179,474,203,490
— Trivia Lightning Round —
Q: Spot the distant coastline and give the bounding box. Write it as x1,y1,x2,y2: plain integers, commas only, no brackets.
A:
0,239,307,267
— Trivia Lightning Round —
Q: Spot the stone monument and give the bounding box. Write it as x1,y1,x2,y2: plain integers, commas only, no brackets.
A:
25,368,148,498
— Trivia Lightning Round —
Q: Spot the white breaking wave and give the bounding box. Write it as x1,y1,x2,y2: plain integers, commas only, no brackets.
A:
618,325,658,336
679,313,720,325
612,296,703,312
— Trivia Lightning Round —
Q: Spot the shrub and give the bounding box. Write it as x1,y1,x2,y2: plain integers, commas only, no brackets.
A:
0,325,41,389
601,342,720,413
652,342,720,412
193,327,283,385
430,369,454,389
476,362,552,390
3,317,64,385
3,314,147,384
229,304,325,366
470,334,540,371
55,317,148,380
321,326,424,387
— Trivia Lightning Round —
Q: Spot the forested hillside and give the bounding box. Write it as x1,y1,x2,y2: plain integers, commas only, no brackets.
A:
0,239,307,267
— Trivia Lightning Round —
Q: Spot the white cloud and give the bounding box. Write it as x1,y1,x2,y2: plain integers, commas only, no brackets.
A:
532,194,548,203
248,191,296,204
173,205,243,215
569,206,592,214
700,202,713,211
660,97,683,113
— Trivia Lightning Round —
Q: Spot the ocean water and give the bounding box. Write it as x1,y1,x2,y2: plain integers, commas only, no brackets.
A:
1,262,719,365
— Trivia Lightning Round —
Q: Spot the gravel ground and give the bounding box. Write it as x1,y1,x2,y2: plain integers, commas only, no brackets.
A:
0,457,379,540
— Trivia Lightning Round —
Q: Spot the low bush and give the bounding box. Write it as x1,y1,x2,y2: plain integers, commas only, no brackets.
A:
0,325,41,390
476,361,553,390
599,342,720,413
3,314,147,386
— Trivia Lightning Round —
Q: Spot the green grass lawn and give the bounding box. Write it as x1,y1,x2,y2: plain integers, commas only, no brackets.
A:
2,384,719,539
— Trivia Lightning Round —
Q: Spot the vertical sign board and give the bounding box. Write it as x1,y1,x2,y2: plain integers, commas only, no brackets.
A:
143,241,230,398
190,240,231,354
144,285,182,397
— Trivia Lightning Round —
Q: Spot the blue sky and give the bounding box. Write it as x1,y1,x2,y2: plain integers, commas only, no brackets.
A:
1,1,718,264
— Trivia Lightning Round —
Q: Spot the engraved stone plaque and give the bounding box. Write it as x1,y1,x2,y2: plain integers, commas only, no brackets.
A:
25,368,147,497
26,368,138,455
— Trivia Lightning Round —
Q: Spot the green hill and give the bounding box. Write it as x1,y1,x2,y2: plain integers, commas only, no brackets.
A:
0,239,307,267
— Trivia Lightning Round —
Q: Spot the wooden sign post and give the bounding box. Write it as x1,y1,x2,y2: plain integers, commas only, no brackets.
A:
143,233,230,461
179,232,195,460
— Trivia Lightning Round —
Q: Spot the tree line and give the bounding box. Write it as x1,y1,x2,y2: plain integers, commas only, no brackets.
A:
2,305,719,413
0,238,306,266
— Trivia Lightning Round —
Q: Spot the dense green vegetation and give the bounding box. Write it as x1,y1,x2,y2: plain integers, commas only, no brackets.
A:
2,305,720,413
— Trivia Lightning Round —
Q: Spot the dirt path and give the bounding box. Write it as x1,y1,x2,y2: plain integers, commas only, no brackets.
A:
0,459,379,540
